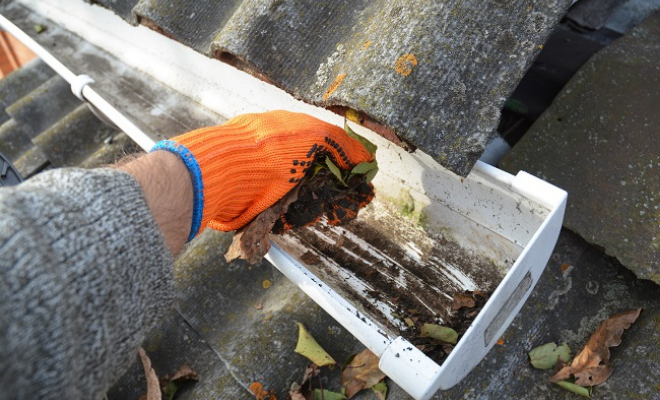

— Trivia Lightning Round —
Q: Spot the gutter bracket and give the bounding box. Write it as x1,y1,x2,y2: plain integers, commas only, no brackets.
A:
70,74,94,101
71,74,121,131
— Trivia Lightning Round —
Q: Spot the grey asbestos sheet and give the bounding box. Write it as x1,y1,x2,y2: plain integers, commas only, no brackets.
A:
116,0,572,176
500,12,660,284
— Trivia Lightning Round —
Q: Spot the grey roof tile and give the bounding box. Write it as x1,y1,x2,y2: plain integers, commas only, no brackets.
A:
0,118,33,162
78,133,141,169
32,103,116,167
13,146,49,178
107,308,250,400
6,75,82,139
0,59,126,176
566,0,628,30
118,0,572,176
0,58,53,109
0,109,9,126
500,12,660,283
133,0,241,53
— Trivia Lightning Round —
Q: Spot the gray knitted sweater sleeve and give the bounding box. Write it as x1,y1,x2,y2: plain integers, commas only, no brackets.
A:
0,168,174,400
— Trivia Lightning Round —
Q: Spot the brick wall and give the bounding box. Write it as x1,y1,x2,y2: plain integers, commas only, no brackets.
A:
0,31,36,78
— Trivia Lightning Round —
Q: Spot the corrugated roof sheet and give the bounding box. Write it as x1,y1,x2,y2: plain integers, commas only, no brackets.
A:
84,0,572,176
0,59,135,177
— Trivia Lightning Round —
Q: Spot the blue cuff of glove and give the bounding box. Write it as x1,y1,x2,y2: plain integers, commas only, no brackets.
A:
151,140,203,242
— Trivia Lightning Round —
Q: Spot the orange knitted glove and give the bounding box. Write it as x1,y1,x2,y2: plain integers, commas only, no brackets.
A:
152,110,374,241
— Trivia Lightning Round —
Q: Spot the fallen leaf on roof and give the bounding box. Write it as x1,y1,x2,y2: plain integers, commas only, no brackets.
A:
294,322,336,367
289,364,320,400
341,349,386,399
225,185,300,264
555,380,592,398
138,348,161,400
419,324,458,345
529,342,571,370
301,363,321,385
372,380,388,400
160,363,198,400
313,389,347,400
550,308,642,386
288,382,307,400
262,280,272,289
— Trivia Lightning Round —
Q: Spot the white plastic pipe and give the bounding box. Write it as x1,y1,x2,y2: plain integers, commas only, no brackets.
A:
0,13,156,150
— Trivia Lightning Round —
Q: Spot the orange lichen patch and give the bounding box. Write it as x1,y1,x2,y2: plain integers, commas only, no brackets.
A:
323,73,347,100
249,382,263,396
361,40,372,51
560,263,570,274
394,53,418,76
496,338,504,346
250,382,277,400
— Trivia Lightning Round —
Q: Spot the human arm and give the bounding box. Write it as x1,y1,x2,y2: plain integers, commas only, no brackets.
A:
116,151,193,257
0,168,174,400
0,110,373,399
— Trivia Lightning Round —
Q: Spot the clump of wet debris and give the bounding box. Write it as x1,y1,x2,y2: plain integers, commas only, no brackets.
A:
225,123,378,265
391,290,490,364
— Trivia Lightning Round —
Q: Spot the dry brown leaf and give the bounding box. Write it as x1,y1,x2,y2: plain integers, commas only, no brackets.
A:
225,186,300,264
138,348,161,400
162,363,198,383
288,364,318,400
341,349,386,399
288,382,307,400
159,362,199,400
451,293,476,310
550,308,642,386
301,363,320,386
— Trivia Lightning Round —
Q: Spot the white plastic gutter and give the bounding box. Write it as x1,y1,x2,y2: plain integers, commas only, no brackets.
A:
0,14,155,151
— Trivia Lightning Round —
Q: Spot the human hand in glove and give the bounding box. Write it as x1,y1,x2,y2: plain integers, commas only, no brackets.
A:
152,110,374,241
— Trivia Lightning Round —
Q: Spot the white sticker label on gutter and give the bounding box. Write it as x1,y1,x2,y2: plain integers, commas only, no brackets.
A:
484,271,533,347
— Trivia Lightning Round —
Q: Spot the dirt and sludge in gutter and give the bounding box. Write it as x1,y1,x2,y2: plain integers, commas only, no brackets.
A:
273,198,505,365
225,123,508,365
